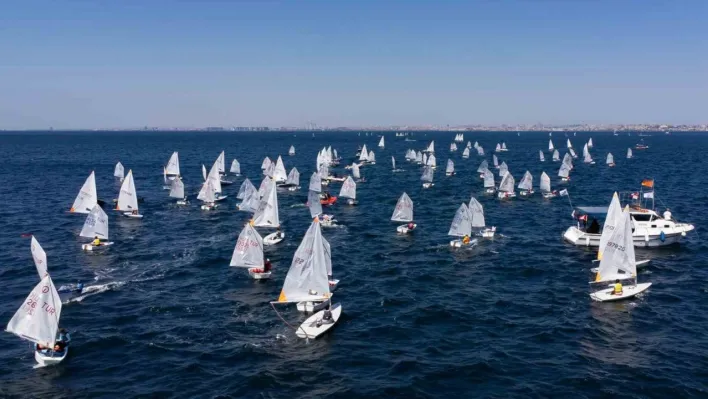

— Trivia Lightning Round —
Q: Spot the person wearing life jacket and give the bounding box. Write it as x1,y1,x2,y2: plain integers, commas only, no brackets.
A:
462,235,471,245
613,279,623,295
263,259,272,273
92,236,101,246
407,222,415,231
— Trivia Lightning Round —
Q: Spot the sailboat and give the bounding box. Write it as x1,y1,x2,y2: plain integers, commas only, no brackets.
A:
497,172,516,200
477,146,484,156
495,143,502,153
215,151,233,185
282,168,301,191
80,205,113,251
116,170,143,218
253,178,284,245
583,143,595,164
378,136,385,149
201,164,207,182
358,144,370,164
421,165,434,189
559,161,572,183
165,152,180,180
272,156,288,184
5,274,67,367
477,160,489,178
392,193,415,233
539,150,545,162
288,145,296,156
498,162,508,177
445,159,455,176
492,154,499,169
424,141,435,153
540,171,556,199
500,142,508,151
69,171,98,214
197,179,218,211
236,179,259,212
261,157,272,173
518,171,534,196
483,169,496,194
548,139,555,152
448,203,476,248
450,142,457,152
569,147,578,159
207,163,227,202
230,159,241,176
627,148,633,159
169,177,188,205
469,197,496,238
552,149,560,162
567,139,573,149
271,217,341,338
391,156,404,172
590,206,652,301
462,147,470,159
230,222,270,279
588,138,594,148
339,176,357,205
606,153,615,167
114,162,124,182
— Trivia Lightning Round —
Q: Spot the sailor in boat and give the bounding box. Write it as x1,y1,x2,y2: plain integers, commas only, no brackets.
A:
407,222,416,232
131,209,139,216
92,236,101,247
663,208,672,221
253,259,273,274
37,328,70,355
317,308,335,327
275,227,284,240
613,279,623,296
587,218,601,234
462,235,471,245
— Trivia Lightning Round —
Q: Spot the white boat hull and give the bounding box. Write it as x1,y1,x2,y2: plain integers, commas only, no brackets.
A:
481,227,496,238
396,224,416,234
81,242,114,251
201,204,218,211
422,183,434,189
263,232,284,246
123,212,143,218
449,238,478,248
296,303,342,339
176,200,189,205
590,283,652,302
296,298,331,313
35,347,68,367
248,268,272,280
563,226,691,248
497,192,516,200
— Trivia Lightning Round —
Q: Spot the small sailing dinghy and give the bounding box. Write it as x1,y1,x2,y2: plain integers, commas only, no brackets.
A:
254,178,284,245
165,152,181,180
445,159,455,176
421,165,434,189
582,143,595,164
197,179,218,211
271,217,341,339
392,156,404,172
80,205,114,251
588,138,594,148
116,170,143,218
493,154,499,169
207,163,227,202
518,171,534,197
540,171,556,199
552,149,560,162
70,171,98,214
230,159,241,176
236,180,259,212
548,139,555,152
5,274,67,367
497,172,516,200
114,162,124,182
281,167,301,191
169,177,188,205
590,206,652,302
478,160,489,178
308,189,337,227
231,222,270,279
462,147,470,159
339,176,357,205
627,148,633,159
469,197,495,238
216,151,234,185
272,156,288,184
483,169,496,194
448,203,477,248
606,153,615,167
498,162,508,177
378,136,385,148
288,145,296,156
392,193,416,233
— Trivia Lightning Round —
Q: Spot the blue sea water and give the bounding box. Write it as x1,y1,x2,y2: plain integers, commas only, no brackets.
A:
0,130,706,398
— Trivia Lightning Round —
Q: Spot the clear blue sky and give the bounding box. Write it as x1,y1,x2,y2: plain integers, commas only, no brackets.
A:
1,0,707,129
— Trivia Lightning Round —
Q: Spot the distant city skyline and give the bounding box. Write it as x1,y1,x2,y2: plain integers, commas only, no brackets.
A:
2,1,707,129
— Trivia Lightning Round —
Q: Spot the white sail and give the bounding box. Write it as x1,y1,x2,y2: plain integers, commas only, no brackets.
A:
197,179,216,203
468,197,486,227
563,153,574,169
421,165,434,183
80,204,109,239
391,156,397,170
238,182,259,212
588,138,594,147
446,159,454,174
378,136,385,148
31,236,48,279
583,143,593,163
594,207,636,283
502,142,507,150
237,179,254,199
253,179,280,227
539,150,545,162
495,143,501,152
552,149,560,161
477,160,488,173
540,172,551,192
70,171,98,214
169,178,185,199
276,218,330,303
215,151,226,174
415,151,423,163
549,139,554,151
308,190,323,218
498,162,508,177
359,144,369,162
230,159,240,174
569,147,578,159
207,163,222,194
391,193,413,222
6,275,62,348
230,223,264,268
116,170,139,212
368,150,376,163
493,154,499,167
426,141,435,153
114,162,124,179
462,147,470,158
339,176,356,199
598,193,623,261
518,171,533,190
567,138,572,149
422,153,428,165
477,146,485,156
166,152,180,176
498,172,515,193
483,169,495,188
606,153,614,165
273,156,288,182
627,148,633,159
309,172,322,193
448,203,472,237
289,145,296,155
257,178,269,198
351,163,361,179
261,157,272,171
286,168,300,186
427,154,436,167
201,164,207,181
